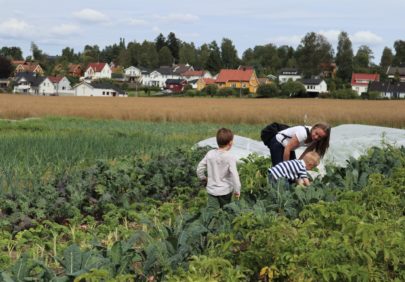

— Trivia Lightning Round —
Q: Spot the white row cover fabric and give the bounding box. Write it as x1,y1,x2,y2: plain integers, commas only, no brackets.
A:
196,124,405,176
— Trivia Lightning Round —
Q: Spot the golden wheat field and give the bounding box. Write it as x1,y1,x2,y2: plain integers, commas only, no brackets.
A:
1,94,405,127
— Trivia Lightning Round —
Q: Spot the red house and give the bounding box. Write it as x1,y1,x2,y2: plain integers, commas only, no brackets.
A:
351,73,380,95
165,79,187,93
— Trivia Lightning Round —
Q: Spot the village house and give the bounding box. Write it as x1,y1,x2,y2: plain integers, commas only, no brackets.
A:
83,63,112,81
165,79,187,93
142,66,182,88
386,66,405,82
368,81,405,99
13,61,44,76
215,68,259,93
181,70,213,82
13,72,43,94
351,73,380,95
124,66,142,82
73,81,126,97
68,64,83,77
278,68,302,84
196,78,216,91
300,78,328,96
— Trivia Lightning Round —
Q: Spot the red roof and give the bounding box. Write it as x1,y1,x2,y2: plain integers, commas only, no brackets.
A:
48,76,63,83
203,78,215,85
351,73,380,86
182,70,204,77
216,69,254,83
87,63,107,72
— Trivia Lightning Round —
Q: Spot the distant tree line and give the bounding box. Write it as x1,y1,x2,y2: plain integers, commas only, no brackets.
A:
1,31,405,86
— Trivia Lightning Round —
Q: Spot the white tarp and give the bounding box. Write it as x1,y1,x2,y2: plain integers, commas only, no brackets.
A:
196,124,405,176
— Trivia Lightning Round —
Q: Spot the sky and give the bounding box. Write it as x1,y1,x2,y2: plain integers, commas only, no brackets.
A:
1,0,404,63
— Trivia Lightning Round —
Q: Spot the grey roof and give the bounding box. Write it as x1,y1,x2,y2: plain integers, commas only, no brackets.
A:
156,66,175,75
165,79,186,84
90,82,125,94
173,64,192,75
386,66,405,76
300,78,323,85
368,81,405,93
15,72,45,87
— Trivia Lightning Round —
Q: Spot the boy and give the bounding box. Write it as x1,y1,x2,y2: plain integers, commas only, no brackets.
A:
268,151,320,186
196,128,241,211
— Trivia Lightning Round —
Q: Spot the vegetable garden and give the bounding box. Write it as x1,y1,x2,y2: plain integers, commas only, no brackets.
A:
0,118,404,281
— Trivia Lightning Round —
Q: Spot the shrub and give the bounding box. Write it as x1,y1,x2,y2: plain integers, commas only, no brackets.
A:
256,84,280,97
331,88,359,99
280,80,306,97
217,87,237,97
202,84,218,96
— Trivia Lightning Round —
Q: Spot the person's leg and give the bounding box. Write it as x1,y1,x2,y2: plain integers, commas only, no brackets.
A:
269,137,284,167
206,194,221,212
218,193,233,209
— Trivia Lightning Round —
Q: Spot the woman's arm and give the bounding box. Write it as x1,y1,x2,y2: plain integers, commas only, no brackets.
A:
283,135,300,161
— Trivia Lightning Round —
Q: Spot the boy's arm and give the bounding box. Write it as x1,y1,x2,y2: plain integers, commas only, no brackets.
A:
196,154,208,182
302,178,310,186
229,158,241,196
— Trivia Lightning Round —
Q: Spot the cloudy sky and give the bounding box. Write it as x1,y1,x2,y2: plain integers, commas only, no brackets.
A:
1,0,404,63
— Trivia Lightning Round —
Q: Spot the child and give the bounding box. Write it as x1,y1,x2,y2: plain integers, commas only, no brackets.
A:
196,128,241,211
268,151,320,186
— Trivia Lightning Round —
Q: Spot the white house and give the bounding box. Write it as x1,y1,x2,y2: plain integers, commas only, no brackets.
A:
13,72,43,94
83,63,112,80
278,68,302,84
300,78,328,94
181,70,213,82
386,66,405,82
142,66,181,88
73,81,126,97
351,73,380,95
124,66,142,82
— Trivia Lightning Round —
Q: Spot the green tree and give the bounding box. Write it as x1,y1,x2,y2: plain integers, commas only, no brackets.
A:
205,41,222,73
353,45,373,72
335,31,353,82
30,42,44,62
393,40,405,65
158,46,174,66
179,42,197,66
139,41,159,69
0,55,13,78
0,46,23,60
167,32,180,62
256,83,280,97
155,33,167,51
295,32,333,78
380,47,393,69
220,38,240,68
280,80,306,97
196,44,210,70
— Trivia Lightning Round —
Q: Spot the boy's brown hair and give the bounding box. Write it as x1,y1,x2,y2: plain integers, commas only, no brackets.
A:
303,151,320,166
216,128,234,148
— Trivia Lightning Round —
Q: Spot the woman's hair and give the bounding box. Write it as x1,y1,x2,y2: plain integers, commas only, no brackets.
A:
303,122,331,158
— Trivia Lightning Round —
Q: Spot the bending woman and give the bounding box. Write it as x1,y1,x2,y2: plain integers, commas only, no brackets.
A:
268,122,331,167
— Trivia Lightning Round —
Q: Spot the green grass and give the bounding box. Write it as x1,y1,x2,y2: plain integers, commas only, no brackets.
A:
0,117,262,190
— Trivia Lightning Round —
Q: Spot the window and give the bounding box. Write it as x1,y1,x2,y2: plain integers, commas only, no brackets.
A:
231,83,236,87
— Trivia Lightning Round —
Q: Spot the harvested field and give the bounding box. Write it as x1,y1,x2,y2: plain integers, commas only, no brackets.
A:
1,94,405,127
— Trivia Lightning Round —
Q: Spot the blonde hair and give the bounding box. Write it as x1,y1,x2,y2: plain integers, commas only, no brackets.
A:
302,151,320,167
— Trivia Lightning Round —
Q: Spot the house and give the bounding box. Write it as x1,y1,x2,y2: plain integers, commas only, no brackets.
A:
215,68,259,93
278,68,302,84
197,78,216,91
124,66,142,82
73,81,126,97
300,78,328,95
173,64,194,76
351,73,380,95
181,70,213,82
368,81,405,99
13,62,44,76
68,64,83,77
46,76,72,94
13,72,44,94
258,77,272,85
386,66,405,82
0,78,10,90
83,63,112,80
165,79,187,93
142,66,182,88
320,63,337,79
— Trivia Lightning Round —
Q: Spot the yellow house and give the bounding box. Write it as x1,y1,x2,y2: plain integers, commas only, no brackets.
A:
14,62,44,76
196,78,216,91
215,68,259,93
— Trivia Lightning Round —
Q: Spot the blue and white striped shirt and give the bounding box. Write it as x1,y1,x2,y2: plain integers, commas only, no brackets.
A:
269,159,308,181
